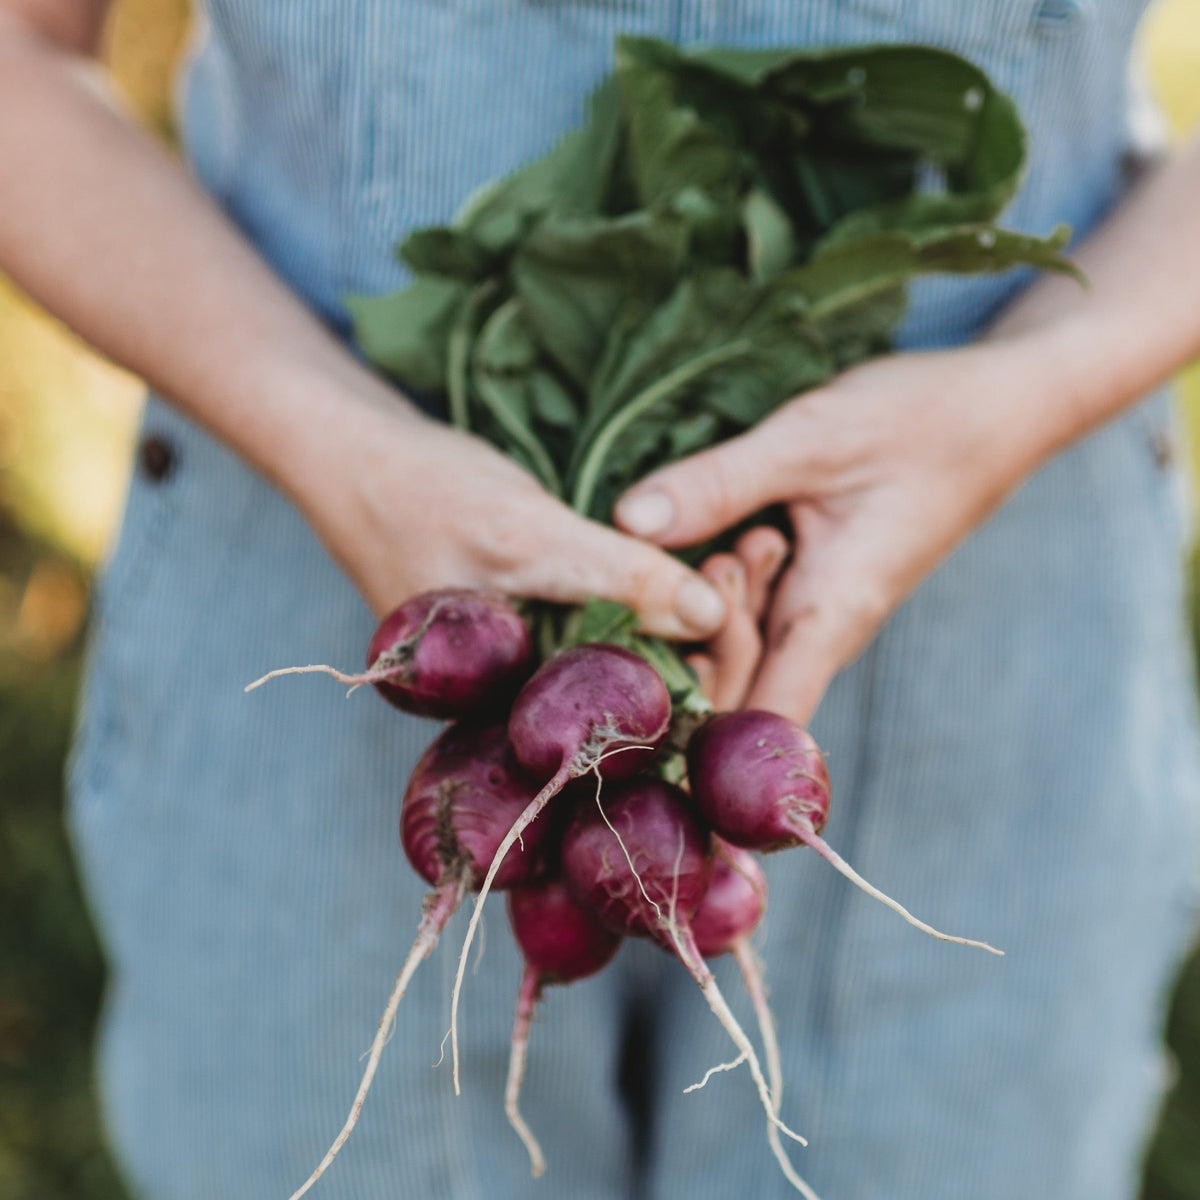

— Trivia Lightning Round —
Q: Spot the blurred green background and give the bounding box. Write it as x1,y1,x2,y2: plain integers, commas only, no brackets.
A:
1,3,1199,1197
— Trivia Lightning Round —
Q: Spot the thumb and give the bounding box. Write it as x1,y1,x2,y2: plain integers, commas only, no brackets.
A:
613,421,795,549
524,510,728,641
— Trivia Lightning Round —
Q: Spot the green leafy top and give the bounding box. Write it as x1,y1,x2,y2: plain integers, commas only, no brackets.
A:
350,36,1075,521
347,36,1080,729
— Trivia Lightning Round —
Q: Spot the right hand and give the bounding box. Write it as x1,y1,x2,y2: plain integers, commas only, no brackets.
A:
688,527,789,709
288,386,728,641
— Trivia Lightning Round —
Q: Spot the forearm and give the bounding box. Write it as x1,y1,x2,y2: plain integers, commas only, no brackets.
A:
989,131,1200,458
0,11,731,635
0,13,421,503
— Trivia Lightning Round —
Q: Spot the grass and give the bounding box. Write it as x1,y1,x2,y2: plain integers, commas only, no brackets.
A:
1145,938,1200,1200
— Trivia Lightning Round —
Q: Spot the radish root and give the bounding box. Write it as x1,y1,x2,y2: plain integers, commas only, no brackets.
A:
670,924,805,1147
244,661,401,694
658,833,813,1193
286,878,466,1200
793,827,1003,956
683,1051,747,1094
505,965,546,1177
248,595,457,696
733,939,781,1116
449,765,571,1094
730,937,819,1198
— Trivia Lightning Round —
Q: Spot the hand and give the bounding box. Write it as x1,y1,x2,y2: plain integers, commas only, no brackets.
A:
288,387,728,639
689,527,788,709
615,341,1058,723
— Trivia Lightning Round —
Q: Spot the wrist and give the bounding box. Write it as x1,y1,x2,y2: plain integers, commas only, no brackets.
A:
229,348,427,520
979,315,1125,472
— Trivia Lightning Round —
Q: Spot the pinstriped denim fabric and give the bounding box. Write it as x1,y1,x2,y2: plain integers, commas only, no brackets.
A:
68,2,1200,1198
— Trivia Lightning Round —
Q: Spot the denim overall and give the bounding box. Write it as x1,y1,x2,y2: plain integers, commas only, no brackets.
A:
68,2,1200,1197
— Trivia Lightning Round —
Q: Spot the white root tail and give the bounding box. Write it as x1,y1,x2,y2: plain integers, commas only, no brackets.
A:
683,1051,747,1094
244,662,401,694
505,965,546,1177
449,765,570,1094
794,828,1003,956
285,879,465,1200
732,938,822,1200
671,921,822,1195
671,926,805,1146
733,939,781,1113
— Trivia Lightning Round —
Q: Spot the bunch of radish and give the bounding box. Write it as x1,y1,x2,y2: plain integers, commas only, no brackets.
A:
249,587,1000,1200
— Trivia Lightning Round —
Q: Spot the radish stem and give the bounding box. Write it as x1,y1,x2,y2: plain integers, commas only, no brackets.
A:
570,339,752,517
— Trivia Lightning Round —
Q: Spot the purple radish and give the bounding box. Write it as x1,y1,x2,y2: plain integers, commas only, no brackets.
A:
560,778,812,1193
286,723,545,1200
561,778,711,943
687,711,1002,956
246,588,533,719
401,723,547,893
690,842,817,1198
507,643,670,783
691,839,767,960
449,643,671,1091
504,878,622,1175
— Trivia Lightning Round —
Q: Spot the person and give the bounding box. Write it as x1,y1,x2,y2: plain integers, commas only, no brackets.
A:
3,0,1199,1196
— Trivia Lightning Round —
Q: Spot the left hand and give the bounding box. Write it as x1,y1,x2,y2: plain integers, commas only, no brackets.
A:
616,340,1061,725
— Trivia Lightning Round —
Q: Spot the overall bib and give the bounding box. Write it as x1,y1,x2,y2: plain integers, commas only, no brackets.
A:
68,2,1200,1196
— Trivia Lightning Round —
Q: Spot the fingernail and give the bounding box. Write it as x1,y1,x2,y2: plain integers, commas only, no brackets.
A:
676,577,726,634
618,490,675,537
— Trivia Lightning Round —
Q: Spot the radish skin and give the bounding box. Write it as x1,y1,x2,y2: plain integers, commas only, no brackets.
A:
246,589,532,718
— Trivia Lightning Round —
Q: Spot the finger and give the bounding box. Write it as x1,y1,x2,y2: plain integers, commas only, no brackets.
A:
746,552,888,727
697,554,762,710
685,651,718,705
613,414,803,549
733,526,790,622
512,512,726,641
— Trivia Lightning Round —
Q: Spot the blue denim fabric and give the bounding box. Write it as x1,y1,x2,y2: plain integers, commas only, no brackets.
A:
68,2,1200,1198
